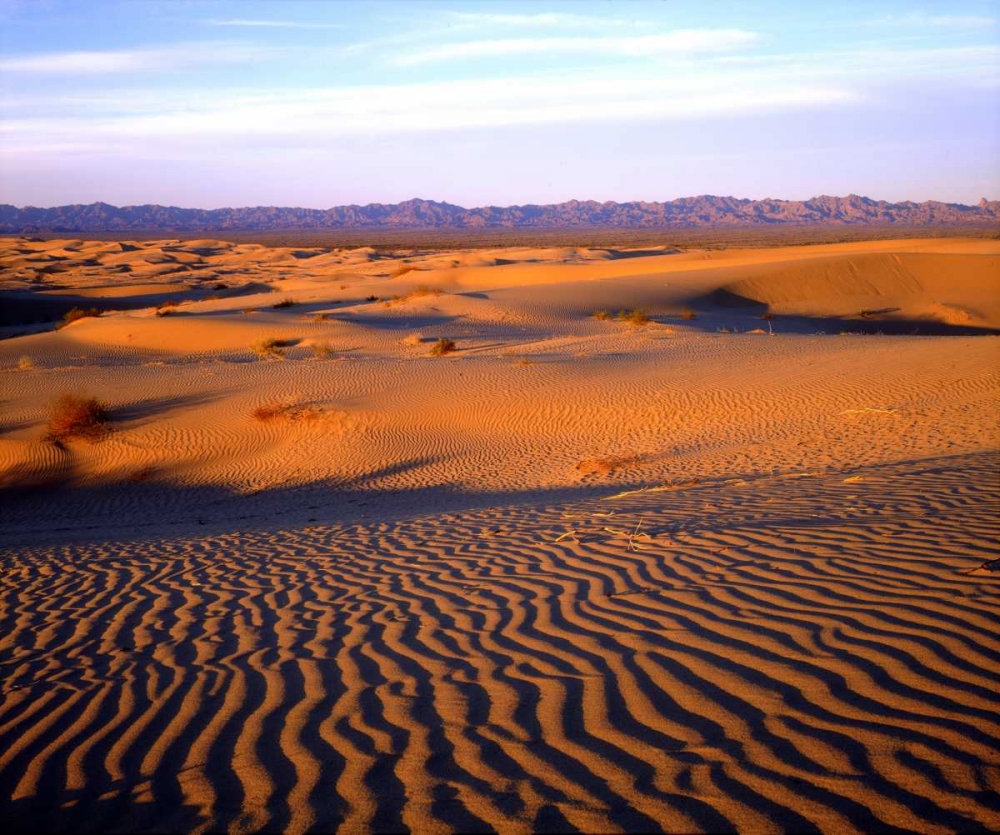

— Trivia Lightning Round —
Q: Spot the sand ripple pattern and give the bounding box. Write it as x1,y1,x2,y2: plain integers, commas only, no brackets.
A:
2,452,998,833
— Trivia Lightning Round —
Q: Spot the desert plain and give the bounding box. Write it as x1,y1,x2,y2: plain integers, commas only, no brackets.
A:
0,234,998,833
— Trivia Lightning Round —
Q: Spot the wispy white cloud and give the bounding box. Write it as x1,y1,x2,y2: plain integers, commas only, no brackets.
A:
206,18,342,29
863,12,997,27
923,15,996,26
0,71,857,156
393,29,760,66
0,41,263,74
444,11,646,28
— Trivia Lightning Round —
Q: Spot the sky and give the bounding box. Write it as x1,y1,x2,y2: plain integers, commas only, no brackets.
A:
1,0,998,208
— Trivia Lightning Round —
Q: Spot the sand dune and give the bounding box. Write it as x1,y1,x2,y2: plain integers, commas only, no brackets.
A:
1,236,998,833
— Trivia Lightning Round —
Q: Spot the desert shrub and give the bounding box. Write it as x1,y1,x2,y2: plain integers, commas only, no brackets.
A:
56,307,100,329
128,465,156,483
402,333,425,346
575,455,643,476
253,403,320,422
253,403,288,421
272,298,296,309
18,355,35,371
429,338,456,356
252,337,285,358
312,312,331,322
592,309,612,321
618,308,650,326
311,341,335,358
48,394,109,442
409,284,440,297
365,295,379,302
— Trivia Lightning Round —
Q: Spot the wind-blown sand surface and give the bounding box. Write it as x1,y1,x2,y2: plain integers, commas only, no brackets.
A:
1,236,998,833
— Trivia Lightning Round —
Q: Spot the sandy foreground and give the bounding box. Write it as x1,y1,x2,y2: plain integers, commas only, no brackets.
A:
1,236,998,833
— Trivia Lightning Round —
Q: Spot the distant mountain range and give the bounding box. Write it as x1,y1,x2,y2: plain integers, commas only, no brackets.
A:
2,195,998,233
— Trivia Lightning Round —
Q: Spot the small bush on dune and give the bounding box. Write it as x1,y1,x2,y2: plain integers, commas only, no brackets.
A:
252,337,285,358
618,308,650,326
272,298,296,309
593,308,650,325
311,341,335,358
253,403,289,421
429,338,456,357
56,307,100,329
253,403,320,422
18,355,35,371
402,333,425,346
48,394,109,442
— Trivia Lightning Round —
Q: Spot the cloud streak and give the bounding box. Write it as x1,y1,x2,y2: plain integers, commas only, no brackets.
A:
207,18,342,29
0,72,857,157
393,29,760,65
0,41,262,74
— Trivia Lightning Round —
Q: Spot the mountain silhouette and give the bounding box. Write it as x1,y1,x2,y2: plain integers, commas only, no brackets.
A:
2,194,997,233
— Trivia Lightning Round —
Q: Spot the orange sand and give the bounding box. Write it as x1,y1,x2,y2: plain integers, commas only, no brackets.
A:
1,236,998,833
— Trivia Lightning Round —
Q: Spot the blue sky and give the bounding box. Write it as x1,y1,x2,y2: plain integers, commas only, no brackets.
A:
1,0,997,208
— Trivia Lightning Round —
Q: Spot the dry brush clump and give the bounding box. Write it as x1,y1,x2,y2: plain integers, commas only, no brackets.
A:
47,394,110,442
252,337,286,358
575,454,645,477
618,308,650,326
155,300,179,317
429,338,457,356
252,403,321,423
272,298,296,309
592,308,651,326
17,355,35,371
56,307,100,329
310,341,335,358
